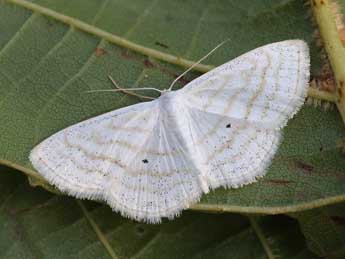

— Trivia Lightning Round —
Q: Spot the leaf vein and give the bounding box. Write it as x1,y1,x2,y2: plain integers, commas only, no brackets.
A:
123,0,160,38
0,11,34,55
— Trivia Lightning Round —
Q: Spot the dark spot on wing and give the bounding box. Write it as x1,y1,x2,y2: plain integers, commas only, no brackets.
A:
226,123,231,128
142,159,149,164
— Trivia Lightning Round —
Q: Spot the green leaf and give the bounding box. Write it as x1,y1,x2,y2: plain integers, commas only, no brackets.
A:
291,203,345,259
0,0,344,215
0,166,318,259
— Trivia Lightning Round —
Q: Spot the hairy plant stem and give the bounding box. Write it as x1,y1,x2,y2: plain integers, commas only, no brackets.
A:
311,0,345,123
308,87,336,102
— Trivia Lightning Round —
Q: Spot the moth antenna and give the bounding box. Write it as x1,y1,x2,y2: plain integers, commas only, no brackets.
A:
168,39,230,91
108,76,161,92
84,76,162,100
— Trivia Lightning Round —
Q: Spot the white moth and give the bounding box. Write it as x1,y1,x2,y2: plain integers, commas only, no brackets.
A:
30,40,310,223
